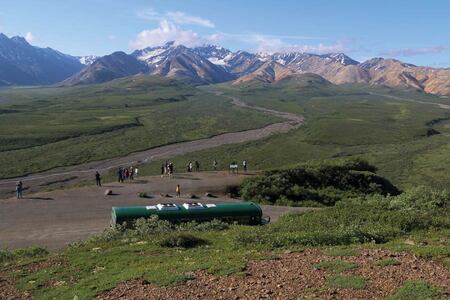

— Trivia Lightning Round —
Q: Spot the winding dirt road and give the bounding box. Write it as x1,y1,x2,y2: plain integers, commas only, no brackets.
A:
0,93,303,198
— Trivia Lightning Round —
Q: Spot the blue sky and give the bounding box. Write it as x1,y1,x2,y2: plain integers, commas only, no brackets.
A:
1,0,450,66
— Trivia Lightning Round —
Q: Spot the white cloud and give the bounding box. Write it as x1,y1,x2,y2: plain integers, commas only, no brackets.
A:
381,45,450,57
107,34,117,40
136,8,214,28
130,20,205,49
273,43,350,54
209,32,347,54
219,33,349,54
25,32,35,43
165,11,214,28
249,35,347,54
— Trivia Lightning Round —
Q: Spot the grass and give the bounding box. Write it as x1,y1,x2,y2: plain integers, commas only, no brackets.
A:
0,246,49,264
375,258,401,267
0,192,448,299
313,260,358,273
0,76,279,178
2,76,450,192
387,281,446,300
1,76,450,297
132,82,450,191
326,275,367,289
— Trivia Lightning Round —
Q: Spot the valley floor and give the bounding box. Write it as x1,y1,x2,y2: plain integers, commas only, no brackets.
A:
0,92,302,199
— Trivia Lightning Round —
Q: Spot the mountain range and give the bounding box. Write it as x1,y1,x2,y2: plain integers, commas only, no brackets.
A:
0,33,449,95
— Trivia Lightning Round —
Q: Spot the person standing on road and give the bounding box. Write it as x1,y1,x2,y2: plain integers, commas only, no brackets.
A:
130,166,134,180
161,164,165,178
168,162,174,178
213,159,218,171
16,181,23,199
118,168,123,183
134,167,139,178
176,184,181,198
243,160,248,172
195,161,200,172
95,171,102,187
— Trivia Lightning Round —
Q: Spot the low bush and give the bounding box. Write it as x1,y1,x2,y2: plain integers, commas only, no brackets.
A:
233,191,450,249
159,233,207,248
73,216,230,247
240,158,400,206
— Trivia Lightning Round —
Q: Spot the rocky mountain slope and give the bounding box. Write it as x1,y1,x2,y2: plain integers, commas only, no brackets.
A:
0,33,83,86
135,44,235,84
62,52,148,85
1,33,449,95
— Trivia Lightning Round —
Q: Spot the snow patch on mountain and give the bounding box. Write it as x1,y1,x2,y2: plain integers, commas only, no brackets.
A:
78,55,98,65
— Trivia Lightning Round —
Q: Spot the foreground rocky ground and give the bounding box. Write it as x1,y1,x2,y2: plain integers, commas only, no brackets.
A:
98,249,450,300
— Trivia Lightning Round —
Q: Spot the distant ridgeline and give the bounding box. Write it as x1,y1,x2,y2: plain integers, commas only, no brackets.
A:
240,159,400,206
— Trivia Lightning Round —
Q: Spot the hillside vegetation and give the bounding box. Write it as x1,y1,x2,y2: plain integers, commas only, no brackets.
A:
1,172,448,299
240,159,400,206
137,79,450,190
0,76,279,178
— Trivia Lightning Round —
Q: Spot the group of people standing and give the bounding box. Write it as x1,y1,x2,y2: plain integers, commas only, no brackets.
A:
161,161,175,178
187,161,200,172
117,166,138,183
229,160,248,174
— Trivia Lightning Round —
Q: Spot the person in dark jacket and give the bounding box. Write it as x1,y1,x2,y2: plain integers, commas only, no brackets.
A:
118,168,123,183
95,171,101,187
16,181,23,199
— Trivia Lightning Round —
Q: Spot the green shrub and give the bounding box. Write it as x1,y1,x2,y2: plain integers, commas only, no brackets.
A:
240,159,400,206
179,219,229,231
159,234,207,248
233,194,450,249
133,216,173,236
0,249,15,263
73,217,230,247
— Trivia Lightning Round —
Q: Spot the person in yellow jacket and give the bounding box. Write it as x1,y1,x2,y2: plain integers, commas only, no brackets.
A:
176,184,181,198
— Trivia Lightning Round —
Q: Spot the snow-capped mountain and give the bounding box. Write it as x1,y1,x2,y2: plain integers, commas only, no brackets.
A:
133,43,235,84
192,44,233,66
0,33,83,86
132,41,176,67
2,33,450,95
78,55,98,65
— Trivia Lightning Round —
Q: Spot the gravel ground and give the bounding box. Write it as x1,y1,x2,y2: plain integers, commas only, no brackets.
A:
0,172,313,250
0,277,33,300
98,249,450,300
